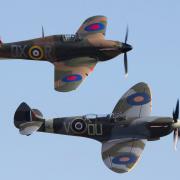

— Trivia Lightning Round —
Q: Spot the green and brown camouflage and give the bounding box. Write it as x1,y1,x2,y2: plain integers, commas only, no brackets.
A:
0,35,122,61
0,15,132,92
14,82,179,173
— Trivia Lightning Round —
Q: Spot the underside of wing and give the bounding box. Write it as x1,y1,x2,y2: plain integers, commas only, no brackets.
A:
113,82,152,118
102,138,146,173
76,15,107,38
54,57,97,92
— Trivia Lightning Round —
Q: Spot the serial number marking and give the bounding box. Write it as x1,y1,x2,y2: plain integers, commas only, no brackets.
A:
11,45,53,59
63,121,103,136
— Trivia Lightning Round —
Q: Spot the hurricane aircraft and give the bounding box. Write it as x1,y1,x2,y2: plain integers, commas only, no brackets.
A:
14,82,180,173
0,15,132,92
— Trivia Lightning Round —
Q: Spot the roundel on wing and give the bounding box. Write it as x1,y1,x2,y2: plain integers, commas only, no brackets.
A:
112,153,137,165
84,23,105,32
127,92,151,106
62,74,82,83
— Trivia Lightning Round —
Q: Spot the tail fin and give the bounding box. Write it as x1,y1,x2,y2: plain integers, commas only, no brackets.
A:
14,102,44,136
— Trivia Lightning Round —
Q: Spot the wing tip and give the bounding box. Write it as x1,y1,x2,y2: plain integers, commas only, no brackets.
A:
84,15,107,21
54,87,77,93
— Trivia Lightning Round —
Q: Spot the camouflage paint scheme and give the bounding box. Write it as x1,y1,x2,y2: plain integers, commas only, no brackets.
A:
0,15,132,92
14,82,175,173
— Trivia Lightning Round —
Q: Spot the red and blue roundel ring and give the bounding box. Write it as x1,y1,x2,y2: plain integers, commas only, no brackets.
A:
84,22,105,32
112,153,137,165
62,74,82,83
127,92,150,106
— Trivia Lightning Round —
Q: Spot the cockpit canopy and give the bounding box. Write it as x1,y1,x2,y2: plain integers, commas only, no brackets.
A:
84,114,110,120
84,113,126,122
59,34,82,42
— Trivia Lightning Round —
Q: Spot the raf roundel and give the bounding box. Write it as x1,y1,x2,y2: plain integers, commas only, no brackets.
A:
84,23,105,32
62,74,82,83
29,46,44,60
112,153,137,165
71,118,87,134
127,92,151,106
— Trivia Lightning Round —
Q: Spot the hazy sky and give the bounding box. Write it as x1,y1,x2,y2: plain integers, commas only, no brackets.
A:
0,0,180,179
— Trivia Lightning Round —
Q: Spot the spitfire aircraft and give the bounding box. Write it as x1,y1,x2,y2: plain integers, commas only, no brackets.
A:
0,15,132,92
14,82,180,173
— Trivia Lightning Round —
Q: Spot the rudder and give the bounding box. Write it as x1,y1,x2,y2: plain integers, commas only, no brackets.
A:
14,102,44,136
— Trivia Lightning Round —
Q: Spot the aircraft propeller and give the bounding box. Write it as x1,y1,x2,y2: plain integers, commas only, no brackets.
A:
172,99,180,151
122,27,132,77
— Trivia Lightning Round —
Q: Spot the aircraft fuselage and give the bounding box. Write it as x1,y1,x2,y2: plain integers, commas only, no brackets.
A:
37,115,174,142
0,35,127,63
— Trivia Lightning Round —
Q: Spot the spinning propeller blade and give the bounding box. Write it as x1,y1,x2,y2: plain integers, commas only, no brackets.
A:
173,99,179,122
125,26,128,44
173,129,179,151
123,26,132,77
172,100,180,150
124,52,128,77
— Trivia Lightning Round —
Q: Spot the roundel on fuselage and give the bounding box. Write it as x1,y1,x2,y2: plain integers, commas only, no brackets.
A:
71,118,87,134
28,46,44,60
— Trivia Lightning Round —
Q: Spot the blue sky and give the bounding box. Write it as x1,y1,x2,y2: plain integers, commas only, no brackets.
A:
0,0,180,179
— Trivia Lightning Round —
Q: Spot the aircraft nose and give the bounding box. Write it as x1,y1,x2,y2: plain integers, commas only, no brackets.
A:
121,43,133,53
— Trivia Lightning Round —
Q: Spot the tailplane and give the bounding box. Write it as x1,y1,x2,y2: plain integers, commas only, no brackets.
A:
14,102,44,136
